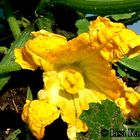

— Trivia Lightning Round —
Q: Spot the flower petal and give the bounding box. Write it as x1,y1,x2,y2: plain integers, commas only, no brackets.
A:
53,33,125,100
22,100,60,140
67,123,87,140
38,71,60,104
45,33,91,68
115,86,140,119
54,90,88,139
15,47,38,70
15,30,67,71
84,60,125,100
89,16,140,62
38,88,89,140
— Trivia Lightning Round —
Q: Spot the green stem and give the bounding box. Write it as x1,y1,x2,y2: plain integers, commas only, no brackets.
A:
0,64,21,73
51,0,140,15
2,0,21,39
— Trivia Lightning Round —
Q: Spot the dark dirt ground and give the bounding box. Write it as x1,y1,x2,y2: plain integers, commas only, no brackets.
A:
0,70,41,139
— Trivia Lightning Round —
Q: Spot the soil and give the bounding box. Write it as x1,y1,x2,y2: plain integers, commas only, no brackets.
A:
0,87,26,140
0,70,39,140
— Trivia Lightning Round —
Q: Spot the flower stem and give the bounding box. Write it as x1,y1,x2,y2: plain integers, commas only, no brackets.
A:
51,0,140,15
2,0,21,39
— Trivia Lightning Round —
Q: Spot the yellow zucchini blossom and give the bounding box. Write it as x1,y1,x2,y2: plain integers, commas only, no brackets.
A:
15,16,140,140
22,100,60,140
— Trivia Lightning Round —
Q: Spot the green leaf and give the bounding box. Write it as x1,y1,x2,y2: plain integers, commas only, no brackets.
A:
75,19,89,35
0,46,8,54
109,12,135,21
117,55,140,80
18,17,31,28
6,129,21,140
117,55,140,81
77,100,125,140
116,63,138,81
0,64,21,74
122,121,140,140
26,86,33,100
117,65,127,78
36,12,55,32
0,26,34,91
119,55,140,73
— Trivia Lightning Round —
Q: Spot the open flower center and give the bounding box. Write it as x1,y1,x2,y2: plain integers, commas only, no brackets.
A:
58,68,85,94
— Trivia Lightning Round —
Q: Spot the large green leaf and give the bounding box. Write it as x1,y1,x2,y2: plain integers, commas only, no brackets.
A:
77,100,140,140
77,100,125,140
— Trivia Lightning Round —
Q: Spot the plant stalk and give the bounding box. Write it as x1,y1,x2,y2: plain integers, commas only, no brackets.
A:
2,0,21,39
51,0,140,15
